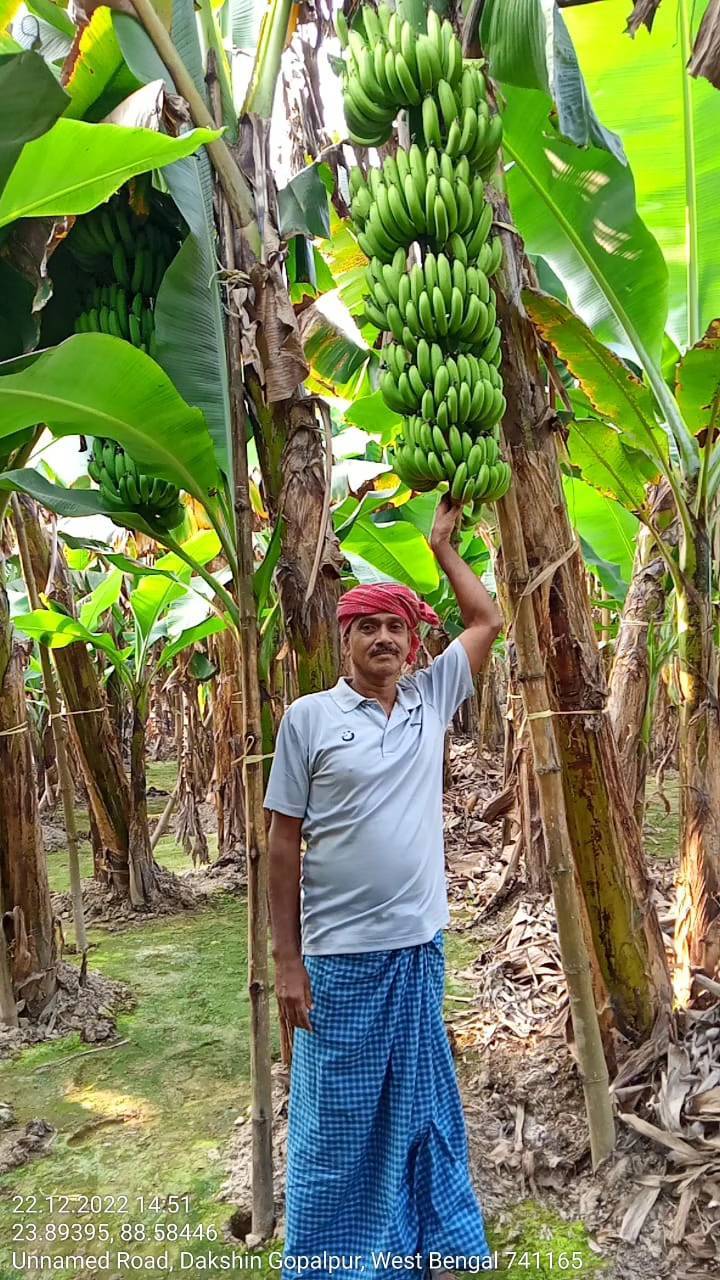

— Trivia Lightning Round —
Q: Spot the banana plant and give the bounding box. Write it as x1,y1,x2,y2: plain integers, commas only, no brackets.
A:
13,530,228,862
481,0,720,997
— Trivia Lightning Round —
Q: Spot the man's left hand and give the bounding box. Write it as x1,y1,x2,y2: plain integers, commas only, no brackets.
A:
429,493,462,554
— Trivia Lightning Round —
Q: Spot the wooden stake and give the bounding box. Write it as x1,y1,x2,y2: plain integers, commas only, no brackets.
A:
496,482,616,1168
213,113,275,1239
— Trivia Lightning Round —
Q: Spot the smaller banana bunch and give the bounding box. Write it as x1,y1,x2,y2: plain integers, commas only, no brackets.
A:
337,4,462,148
381,340,505,428
365,248,502,357
351,149,497,260
389,423,511,510
88,439,184,534
421,64,501,176
69,198,177,298
75,284,157,357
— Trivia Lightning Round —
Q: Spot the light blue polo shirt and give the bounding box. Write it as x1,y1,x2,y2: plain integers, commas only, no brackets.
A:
264,637,474,955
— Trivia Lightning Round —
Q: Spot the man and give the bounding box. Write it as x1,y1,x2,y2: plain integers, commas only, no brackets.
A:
264,496,502,1279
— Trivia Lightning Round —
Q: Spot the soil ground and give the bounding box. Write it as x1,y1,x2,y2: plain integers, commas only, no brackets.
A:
0,757,690,1279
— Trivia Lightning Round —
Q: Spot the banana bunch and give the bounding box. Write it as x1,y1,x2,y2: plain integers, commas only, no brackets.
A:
381,340,506,428
88,439,184,534
351,147,499,258
68,198,138,272
75,284,157,357
389,426,511,506
69,198,177,298
340,4,512,519
365,249,501,354
337,4,463,148
420,65,502,177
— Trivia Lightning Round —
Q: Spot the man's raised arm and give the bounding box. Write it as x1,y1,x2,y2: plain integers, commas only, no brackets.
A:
429,494,504,675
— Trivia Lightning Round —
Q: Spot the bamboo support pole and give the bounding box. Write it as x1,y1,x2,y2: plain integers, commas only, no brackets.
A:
212,107,275,1238
12,497,88,958
496,481,616,1168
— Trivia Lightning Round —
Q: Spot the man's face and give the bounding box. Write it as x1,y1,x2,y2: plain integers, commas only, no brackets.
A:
344,612,412,680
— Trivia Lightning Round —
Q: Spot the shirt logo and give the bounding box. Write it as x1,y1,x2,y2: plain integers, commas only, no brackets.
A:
341,730,355,742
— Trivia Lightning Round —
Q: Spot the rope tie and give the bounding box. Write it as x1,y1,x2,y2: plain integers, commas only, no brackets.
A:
526,707,607,721
0,722,28,738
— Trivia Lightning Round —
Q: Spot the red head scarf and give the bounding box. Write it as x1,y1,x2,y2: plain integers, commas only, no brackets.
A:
336,583,440,663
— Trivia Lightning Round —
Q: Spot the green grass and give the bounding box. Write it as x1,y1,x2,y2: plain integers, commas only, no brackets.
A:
0,896,280,1279
491,1201,605,1278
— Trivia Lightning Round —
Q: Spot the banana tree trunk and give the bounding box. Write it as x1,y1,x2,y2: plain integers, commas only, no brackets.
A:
496,476,615,1166
251,389,344,695
217,168,275,1237
673,513,720,1002
479,653,504,754
128,687,158,907
0,578,57,1016
211,628,245,861
176,665,210,867
607,484,673,827
236,118,344,695
16,496,140,902
485,186,672,1039
13,496,88,956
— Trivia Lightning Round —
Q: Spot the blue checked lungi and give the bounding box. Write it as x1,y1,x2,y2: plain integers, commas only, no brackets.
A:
282,930,492,1279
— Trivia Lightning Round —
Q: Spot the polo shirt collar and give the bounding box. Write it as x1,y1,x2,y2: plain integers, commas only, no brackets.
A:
329,677,366,713
329,676,421,713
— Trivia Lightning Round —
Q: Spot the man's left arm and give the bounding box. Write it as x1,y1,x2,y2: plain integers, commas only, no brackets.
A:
429,495,504,676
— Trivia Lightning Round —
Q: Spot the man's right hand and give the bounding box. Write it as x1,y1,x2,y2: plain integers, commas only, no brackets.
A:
275,957,314,1032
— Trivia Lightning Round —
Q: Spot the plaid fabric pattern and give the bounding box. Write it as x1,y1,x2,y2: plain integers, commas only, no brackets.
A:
282,930,491,1279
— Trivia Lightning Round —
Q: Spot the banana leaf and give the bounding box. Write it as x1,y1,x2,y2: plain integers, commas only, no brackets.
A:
674,320,720,436
15,607,128,667
0,335,222,502
0,50,68,192
15,1,72,63
78,568,124,630
567,418,661,512
113,13,173,90
502,84,668,368
564,475,638,586
228,0,264,51
340,514,439,594
278,163,332,241
155,155,232,482
0,119,220,227
479,0,624,159
157,615,226,668
565,0,720,350
172,0,206,101
61,6,131,121
524,290,671,467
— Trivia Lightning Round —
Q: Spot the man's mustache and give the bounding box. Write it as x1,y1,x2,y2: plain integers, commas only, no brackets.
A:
370,645,400,657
